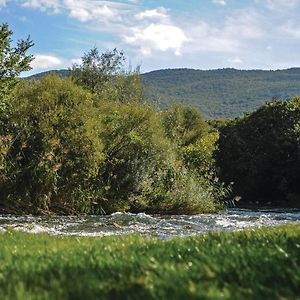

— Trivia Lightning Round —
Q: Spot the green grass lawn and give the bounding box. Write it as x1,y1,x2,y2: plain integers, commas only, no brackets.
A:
1,224,300,300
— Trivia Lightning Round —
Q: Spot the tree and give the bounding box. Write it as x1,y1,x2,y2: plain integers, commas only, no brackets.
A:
71,47,125,94
0,23,34,190
216,98,300,206
0,23,34,98
162,105,210,148
1,75,104,213
71,47,142,103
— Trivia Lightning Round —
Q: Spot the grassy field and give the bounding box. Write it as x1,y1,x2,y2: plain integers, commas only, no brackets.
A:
0,225,300,300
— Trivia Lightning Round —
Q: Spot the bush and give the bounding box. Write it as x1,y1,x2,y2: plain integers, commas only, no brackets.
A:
181,132,219,179
93,101,173,212
0,75,104,213
94,101,221,214
0,74,226,214
162,105,209,148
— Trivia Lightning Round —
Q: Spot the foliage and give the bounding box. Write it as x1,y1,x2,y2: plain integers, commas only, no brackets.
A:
94,101,174,212
0,75,105,213
0,73,227,214
0,23,34,194
71,47,142,104
181,132,219,178
71,47,125,93
1,224,300,299
29,67,300,119
0,23,34,114
216,97,300,205
160,106,229,210
99,72,143,104
162,105,209,148
93,101,220,214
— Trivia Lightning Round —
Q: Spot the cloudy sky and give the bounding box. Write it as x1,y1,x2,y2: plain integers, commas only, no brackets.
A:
1,0,300,75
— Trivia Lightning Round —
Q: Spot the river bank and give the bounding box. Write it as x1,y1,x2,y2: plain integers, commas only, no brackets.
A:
1,224,300,299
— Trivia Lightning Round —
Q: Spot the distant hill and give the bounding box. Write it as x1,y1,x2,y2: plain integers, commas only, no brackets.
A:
27,68,300,118
26,69,70,80
142,68,300,118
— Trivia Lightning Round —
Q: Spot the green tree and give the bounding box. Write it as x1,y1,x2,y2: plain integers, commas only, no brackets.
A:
162,105,210,148
216,98,300,206
1,75,105,214
0,23,34,189
71,47,142,103
0,23,34,106
181,132,219,179
71,47,124,93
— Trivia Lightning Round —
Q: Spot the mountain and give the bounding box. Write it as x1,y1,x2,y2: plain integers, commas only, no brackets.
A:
142,68,300,118
26,69,70,80
27,68,300,119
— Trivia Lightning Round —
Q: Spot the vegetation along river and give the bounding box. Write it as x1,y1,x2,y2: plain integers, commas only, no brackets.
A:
1,208,300,238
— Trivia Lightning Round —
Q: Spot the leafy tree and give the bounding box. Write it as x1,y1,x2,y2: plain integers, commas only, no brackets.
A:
71,47,143,103
1,75,104,213
216,98,300,206
71,47,123,93
162,105,210,148
0,23,34,107
181,132,219,179
0,23,34,189
95,101,174,212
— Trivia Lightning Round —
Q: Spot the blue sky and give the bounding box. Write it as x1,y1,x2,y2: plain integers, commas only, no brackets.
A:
1,0,300,75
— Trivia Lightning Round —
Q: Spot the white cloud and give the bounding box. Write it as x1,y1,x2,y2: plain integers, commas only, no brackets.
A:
280,21,300,38
124,23,187,56
228,57,243,64
212,0,226,6
184,10,264,55
135,7,169,21
263,0,300,10
71,58,82,65
185,21,239,53
0,0,6,7
64,0,116,22
19,16,28,22
22,0,60,13
31,54,62,70
224,10,264,40
21,0,126,22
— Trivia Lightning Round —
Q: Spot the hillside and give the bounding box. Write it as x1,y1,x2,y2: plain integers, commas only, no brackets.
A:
143,68,300,118
27,68,300,118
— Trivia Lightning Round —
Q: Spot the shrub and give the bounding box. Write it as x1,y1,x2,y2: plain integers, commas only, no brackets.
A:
0,75,104,213
162,105,209,148
92,101,218,214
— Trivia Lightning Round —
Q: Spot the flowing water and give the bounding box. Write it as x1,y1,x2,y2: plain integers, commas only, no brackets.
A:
0,208,300,239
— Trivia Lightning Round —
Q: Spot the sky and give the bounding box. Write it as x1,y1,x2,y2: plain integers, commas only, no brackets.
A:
1,0,300,75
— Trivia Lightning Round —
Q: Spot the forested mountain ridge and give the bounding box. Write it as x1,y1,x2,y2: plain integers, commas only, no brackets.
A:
27,67,300,118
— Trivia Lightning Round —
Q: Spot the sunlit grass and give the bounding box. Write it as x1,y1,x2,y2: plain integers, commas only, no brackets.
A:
1,224,300,299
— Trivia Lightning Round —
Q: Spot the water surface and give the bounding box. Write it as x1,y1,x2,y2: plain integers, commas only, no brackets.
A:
1,208,299,238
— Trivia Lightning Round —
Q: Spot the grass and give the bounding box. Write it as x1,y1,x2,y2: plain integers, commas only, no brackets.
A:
0,224,300,300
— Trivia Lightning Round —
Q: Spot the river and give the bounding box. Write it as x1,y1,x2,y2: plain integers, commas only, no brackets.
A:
0,208,300,238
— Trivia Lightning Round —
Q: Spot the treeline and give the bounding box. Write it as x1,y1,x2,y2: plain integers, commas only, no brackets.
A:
0,23,299,215
143,68,300,118
29,67,300,119
0,24,228,215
